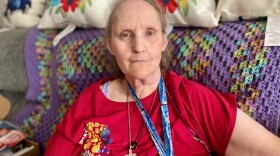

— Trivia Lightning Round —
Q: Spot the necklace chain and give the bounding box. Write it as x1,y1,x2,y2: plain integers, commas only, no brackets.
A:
126,79,210,154
127,87,158,150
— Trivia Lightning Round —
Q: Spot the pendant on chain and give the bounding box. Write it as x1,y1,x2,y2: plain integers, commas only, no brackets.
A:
125,149,136,156
131,142,138,149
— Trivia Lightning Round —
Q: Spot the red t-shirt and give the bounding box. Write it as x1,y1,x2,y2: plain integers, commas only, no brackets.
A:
45,71,237,156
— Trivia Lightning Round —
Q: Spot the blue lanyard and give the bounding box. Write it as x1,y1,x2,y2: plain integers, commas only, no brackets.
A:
127,77,174,156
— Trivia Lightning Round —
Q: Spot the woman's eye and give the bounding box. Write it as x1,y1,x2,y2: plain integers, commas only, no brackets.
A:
147,31,155,37
120,32,132,39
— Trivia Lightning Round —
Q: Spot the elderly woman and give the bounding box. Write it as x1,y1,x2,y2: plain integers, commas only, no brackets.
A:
45,0,280,155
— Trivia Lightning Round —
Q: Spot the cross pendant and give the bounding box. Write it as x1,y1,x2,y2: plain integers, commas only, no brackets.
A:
125,149,136,156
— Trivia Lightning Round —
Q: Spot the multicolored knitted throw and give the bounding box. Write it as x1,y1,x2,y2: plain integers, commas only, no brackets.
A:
15,20,280,153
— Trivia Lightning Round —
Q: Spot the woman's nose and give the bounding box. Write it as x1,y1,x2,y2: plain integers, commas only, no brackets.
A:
132,36,145,53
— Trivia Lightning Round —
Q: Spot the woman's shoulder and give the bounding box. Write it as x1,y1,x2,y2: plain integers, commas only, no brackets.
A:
166,70,236,101
166,70,212,92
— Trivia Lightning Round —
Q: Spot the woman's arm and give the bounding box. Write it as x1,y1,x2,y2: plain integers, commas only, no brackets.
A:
225,109,280,156
45,131,80,156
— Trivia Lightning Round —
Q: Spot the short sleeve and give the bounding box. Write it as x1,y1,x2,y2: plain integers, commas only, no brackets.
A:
166,71,237,155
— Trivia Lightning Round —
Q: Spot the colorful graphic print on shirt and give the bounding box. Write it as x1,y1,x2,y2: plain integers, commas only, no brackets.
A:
79,122,112,155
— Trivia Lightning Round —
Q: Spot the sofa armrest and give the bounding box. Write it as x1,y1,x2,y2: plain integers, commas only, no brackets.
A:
0,28,29,93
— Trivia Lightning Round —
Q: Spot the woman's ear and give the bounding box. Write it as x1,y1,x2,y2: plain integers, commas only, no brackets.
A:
106,38,115,55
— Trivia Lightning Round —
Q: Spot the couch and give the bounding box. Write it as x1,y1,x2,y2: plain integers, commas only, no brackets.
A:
1,19,280,154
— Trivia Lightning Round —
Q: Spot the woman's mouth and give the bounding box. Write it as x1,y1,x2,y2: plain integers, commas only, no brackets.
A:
130,60,146,63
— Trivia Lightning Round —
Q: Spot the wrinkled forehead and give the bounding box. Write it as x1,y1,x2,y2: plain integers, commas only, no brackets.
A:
112,0,161,29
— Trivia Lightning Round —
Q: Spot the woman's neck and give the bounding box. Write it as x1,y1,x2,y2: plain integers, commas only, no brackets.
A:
126,70,161,98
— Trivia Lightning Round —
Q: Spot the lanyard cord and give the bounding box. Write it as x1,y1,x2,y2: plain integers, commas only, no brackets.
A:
127,91,132,150
127,77,174,156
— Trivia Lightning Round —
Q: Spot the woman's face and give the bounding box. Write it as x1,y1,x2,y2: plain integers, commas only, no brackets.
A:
107,0,168,79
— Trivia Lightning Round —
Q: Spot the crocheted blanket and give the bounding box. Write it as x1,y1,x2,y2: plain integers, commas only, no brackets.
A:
15,20,280,153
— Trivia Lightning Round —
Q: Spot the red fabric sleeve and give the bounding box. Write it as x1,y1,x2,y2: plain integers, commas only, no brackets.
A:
44,130,81,156
166,71,237,155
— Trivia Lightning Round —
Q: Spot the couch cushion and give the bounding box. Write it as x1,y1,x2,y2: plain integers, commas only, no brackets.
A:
0,28,29,92
38,0,113,29
163,0,218,27
216,0,280,21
